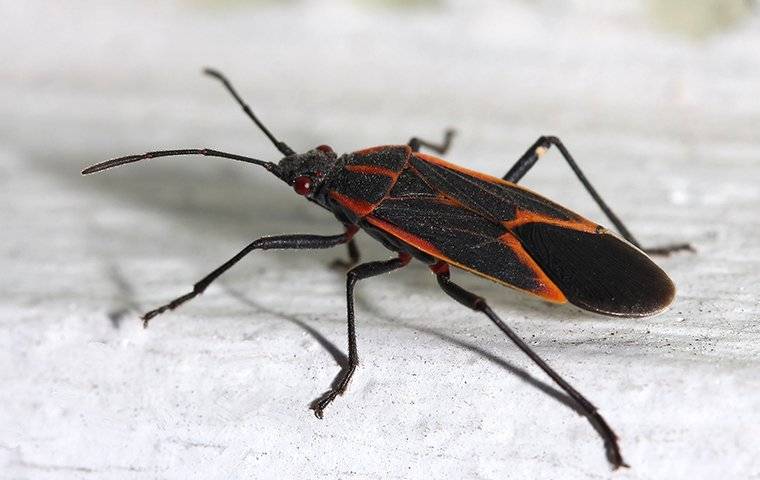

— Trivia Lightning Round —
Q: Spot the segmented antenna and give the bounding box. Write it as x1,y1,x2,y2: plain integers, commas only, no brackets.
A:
81,148,280,177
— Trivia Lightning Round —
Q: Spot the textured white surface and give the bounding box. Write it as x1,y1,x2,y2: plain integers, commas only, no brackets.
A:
1,1,759,479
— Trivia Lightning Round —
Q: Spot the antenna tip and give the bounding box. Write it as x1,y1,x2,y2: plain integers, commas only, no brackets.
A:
203,67,221,79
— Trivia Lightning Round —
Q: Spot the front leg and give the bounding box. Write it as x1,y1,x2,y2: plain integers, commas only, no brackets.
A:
312,252,411,418
141,229,356,327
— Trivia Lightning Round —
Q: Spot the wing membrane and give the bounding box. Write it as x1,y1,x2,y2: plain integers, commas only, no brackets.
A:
367,155,676,316
410,153,580,222
368,196,566,302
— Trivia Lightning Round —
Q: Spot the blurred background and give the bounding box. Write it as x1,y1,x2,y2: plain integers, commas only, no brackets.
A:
2,1,759,479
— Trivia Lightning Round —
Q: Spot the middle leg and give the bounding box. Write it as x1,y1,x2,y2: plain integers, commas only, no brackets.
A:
312,252,412,418
141,229,356,326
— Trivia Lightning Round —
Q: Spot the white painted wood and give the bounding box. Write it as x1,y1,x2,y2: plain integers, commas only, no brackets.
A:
1,1,758,478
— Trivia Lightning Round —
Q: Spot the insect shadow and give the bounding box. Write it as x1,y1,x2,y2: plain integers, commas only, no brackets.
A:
102,262,350,407
219,285,350,411
223,276,625,464
221,280,605,437
105,263,142,329
354,288,622,465
421,327,623,467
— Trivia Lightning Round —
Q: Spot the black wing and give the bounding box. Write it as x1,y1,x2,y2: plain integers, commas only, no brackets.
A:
368,154,675,317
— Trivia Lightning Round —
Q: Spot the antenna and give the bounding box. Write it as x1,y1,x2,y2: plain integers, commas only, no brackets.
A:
203,68,295,156
81,148,281,178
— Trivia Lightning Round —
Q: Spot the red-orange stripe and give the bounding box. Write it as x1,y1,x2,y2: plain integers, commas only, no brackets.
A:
329,191,376,217
498,233,567,303
365,215,567,305
502,209,599,234
355,145,409,156
414,152,601,235
413,152,512,185
413,151,578,203
432,194,467,208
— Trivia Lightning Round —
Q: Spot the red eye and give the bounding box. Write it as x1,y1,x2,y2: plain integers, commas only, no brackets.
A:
293,175,312,195
316,145,333,154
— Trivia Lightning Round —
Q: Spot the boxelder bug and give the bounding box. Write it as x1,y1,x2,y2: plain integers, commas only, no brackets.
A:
82,68,692,469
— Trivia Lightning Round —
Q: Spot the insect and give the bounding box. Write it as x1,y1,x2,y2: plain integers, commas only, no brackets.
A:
83,68,692,470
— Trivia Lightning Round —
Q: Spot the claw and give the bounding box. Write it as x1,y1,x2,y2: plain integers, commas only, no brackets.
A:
140,308,163,328
310,388,341,418
139,290,199,328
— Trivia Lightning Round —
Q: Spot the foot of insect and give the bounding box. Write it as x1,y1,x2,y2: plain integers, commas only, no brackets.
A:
644,242,695,256
311,364,357,419
313,253,411,418
141,290,200,328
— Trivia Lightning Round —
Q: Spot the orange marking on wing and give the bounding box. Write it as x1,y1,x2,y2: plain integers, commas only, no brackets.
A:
414,152,577,205
498,233,567,303
364,216,443,256
430,194,467,208
329,191,376,217
345,164,399,180
503,209,599,234
365,216,567,305
355,145,412,157
355,145,388,155
413,152,603,235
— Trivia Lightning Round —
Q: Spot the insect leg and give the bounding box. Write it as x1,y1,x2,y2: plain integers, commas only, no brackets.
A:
431,261,628,470
503,136,692,256
312,252,411,418
408,128,456,154
141,229,357,327
330,238,361,270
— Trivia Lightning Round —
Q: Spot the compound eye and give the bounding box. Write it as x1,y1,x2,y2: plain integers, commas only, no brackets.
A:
293,175,312,196
316,145,333,155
